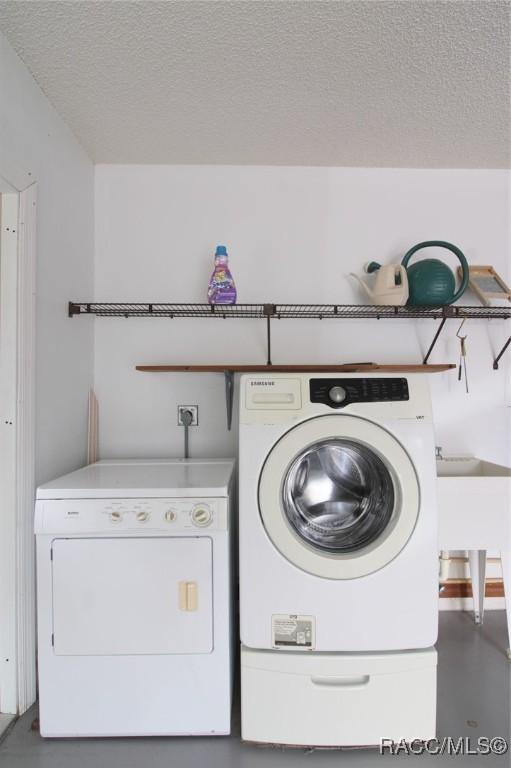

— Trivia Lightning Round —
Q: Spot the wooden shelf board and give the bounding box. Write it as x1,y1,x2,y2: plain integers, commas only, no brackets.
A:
136,363,455,373
440,581,504,599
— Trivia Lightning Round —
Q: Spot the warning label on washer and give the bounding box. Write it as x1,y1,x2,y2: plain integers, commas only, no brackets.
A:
272,614,315,650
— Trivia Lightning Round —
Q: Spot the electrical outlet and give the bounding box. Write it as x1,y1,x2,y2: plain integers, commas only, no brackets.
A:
177,405,199,426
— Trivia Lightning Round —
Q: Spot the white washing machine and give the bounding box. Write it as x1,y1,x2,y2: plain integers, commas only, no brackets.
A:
239,374,438,746
35,459,235,738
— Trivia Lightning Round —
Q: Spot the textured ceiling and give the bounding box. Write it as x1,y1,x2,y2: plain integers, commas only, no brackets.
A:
0,0,509,167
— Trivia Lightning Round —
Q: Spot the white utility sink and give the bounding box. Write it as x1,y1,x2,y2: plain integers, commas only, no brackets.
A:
437,455,510,550
436,455,511,478
436,454,510,658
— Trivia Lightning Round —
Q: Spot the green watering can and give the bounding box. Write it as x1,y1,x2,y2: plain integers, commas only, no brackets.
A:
401,240,469,306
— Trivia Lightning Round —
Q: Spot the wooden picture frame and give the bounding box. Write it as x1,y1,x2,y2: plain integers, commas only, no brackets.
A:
458,265,511,306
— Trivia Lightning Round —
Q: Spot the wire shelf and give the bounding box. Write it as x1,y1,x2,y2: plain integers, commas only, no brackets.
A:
272,304,511,319
69,302,511,320
68,302,266,318
68,301,510,369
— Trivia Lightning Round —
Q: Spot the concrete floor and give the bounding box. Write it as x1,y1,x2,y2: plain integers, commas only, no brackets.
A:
0,714,15,739
1,612,509,767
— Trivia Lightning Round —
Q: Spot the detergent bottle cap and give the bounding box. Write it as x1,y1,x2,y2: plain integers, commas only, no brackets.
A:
215,245,228,257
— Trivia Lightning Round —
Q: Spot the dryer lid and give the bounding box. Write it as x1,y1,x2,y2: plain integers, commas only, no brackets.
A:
36,459,236,499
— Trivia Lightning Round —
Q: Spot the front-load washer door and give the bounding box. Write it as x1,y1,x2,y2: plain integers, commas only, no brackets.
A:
51,537,212,655
259,415,419,579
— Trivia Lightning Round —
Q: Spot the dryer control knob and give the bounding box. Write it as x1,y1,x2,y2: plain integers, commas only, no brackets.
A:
110,510,122,522
165,509,177,523
329,386,347,404
191,506,212,527
136,510,150,522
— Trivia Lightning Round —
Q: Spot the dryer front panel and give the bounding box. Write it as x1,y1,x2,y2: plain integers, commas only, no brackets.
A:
258,415,419,579
51,537,213,655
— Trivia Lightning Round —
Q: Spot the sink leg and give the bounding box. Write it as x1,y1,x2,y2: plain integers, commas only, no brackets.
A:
469,550,486,625
501,550,511,660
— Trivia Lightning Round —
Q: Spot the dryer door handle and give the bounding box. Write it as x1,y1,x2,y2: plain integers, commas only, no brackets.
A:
310,675,370,689
178,581,198,611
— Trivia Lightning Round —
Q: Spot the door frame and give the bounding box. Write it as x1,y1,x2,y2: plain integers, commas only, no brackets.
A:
0,180,37,714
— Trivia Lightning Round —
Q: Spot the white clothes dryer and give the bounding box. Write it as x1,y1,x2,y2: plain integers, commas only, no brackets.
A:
238,374,438,745
35,459,235,738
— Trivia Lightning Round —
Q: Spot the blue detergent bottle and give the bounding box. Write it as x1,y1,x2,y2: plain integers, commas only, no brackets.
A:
207,245,237,304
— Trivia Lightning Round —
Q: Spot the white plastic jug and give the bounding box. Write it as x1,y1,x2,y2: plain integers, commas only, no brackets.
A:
350,262,409,306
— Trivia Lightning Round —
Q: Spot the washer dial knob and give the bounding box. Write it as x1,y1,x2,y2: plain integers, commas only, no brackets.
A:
165,509,177,523
110,510,122,522
191,506,212,527
329,385,347,404
136,510,150,522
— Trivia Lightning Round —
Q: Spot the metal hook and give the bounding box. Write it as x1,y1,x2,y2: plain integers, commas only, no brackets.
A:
456,318,467,339
455,319,469,393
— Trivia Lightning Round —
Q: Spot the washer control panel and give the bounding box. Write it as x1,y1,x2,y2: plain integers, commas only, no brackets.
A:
35,498,226,533
310,378,409,409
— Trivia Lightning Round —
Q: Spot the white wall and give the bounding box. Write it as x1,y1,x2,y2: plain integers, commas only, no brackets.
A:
94,165,510,466
0,31,94,484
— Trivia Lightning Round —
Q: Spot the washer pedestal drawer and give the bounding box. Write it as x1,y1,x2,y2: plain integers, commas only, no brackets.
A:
241,645,437,747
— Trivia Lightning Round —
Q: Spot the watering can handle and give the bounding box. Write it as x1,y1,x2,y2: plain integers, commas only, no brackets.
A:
396,264,407,286
401,241,469,303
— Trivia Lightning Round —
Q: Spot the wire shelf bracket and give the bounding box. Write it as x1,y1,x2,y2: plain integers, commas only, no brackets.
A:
423,316,448,364
224,370,235,430
493,336,511,370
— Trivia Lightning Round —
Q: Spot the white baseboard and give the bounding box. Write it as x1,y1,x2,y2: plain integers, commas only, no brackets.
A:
439,597,506,611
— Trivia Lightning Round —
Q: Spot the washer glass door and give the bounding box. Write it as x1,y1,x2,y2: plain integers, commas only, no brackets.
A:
282,439,394,553
259,415,419,579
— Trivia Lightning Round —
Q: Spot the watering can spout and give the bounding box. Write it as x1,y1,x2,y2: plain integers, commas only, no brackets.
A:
349,272,375,300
